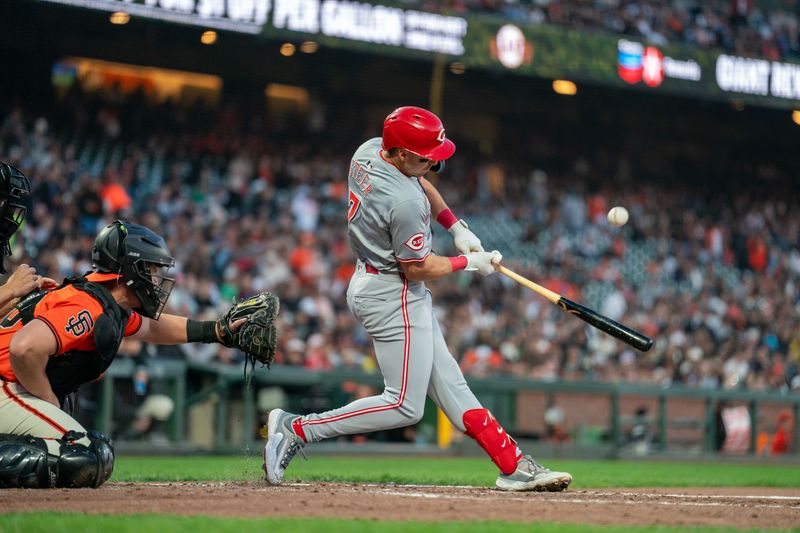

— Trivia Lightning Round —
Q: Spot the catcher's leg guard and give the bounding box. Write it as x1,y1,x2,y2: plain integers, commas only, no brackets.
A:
0,434,54,488
463,408,521,475
52,431,115,488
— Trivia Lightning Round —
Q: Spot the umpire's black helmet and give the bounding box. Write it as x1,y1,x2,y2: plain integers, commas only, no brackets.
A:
92,220,175,319
0,162,31,274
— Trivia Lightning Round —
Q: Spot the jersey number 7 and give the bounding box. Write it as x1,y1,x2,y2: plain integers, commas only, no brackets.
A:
348,190,362,223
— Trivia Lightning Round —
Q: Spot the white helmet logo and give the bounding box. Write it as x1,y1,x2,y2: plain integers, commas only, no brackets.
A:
437,129,446,142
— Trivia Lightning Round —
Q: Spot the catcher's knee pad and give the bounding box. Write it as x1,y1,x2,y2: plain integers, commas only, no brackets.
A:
463,408,520,475
53,430,115,488
0,433,54,488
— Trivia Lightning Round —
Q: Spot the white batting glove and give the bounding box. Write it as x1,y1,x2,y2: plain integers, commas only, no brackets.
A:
464,250,502,276
449,219,484,255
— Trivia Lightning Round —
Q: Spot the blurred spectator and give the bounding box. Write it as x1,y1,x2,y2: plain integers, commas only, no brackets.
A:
1,76,798,397
115,339,175,444
626,405,654,455
461,344,504,377
544,397,571,444
419,0,800,59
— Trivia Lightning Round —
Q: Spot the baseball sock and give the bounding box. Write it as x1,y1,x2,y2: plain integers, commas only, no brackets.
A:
291,418,308,443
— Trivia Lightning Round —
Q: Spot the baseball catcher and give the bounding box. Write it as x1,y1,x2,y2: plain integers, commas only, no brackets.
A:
0,219,279,488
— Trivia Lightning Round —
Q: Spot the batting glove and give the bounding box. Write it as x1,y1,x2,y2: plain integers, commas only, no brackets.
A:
449,219,484,255
464,250,502,276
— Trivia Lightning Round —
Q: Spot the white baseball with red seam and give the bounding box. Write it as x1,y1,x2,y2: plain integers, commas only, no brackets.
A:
607,206,629,227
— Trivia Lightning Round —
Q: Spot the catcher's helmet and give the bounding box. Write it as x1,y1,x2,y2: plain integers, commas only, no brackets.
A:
381,106,456,161
0,162,31,274
92,220,175,319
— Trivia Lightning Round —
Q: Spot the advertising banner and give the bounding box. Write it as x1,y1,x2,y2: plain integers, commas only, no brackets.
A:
467,19,800,108
38,0,800,108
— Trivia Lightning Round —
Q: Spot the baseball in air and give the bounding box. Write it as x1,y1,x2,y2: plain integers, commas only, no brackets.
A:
607,206,629,227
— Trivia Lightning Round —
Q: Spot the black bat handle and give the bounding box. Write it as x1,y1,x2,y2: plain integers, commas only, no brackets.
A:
557,297,653,352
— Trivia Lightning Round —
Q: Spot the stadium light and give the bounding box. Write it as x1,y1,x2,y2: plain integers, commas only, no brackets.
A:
280,43,296,57
793,110,800,126
201,31,218,45
109,12,130,25
552,80,577,95
449,62,466,75
300,41,319,53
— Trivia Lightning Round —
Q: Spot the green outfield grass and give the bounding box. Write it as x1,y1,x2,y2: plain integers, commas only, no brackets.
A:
0,514,797,533
112,455,800,488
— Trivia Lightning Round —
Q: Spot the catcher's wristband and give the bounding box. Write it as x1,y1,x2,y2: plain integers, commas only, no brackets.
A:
187,319,218,344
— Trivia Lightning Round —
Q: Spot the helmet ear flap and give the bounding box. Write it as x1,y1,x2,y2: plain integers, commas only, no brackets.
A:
93,219,132,276
112,221,127,270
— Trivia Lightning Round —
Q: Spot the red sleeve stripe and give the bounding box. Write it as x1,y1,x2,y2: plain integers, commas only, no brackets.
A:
397,252,430,263
35,317,62,355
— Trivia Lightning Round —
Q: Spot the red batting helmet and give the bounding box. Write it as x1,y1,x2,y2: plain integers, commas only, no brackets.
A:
382,106,456,161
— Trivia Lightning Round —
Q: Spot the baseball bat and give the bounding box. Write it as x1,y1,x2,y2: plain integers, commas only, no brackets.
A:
497,265,653,352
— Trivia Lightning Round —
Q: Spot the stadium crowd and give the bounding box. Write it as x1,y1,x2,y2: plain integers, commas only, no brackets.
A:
409,0,800,60
1,82,798,398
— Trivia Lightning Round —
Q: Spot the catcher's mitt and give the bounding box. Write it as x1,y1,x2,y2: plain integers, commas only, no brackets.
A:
218,291,279,370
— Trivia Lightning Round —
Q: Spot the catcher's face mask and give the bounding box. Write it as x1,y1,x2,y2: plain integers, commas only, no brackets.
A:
0,163,31,273
128,260,175,320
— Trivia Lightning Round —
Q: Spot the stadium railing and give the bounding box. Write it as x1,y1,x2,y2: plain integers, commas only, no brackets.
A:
97,357,800,458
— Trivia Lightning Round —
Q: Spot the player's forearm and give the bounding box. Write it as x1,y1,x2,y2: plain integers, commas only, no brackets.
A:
420,176,465,231
0,297,19,318
0,284,18,313
137,314,190,344
401,255,468,281
419,177,449,218
138,314,230,345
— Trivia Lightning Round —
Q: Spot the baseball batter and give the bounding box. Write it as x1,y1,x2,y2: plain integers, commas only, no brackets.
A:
264,106,572,491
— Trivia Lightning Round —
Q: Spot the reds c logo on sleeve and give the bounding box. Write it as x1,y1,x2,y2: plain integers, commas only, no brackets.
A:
65,310,94,337
404,233,426,251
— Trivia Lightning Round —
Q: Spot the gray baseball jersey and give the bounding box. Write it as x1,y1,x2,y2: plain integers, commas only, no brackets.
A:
346,138,432,273
296,137,482,442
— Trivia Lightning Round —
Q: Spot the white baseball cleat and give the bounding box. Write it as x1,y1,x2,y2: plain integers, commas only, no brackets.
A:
263,409,305,485
495,455,572,492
